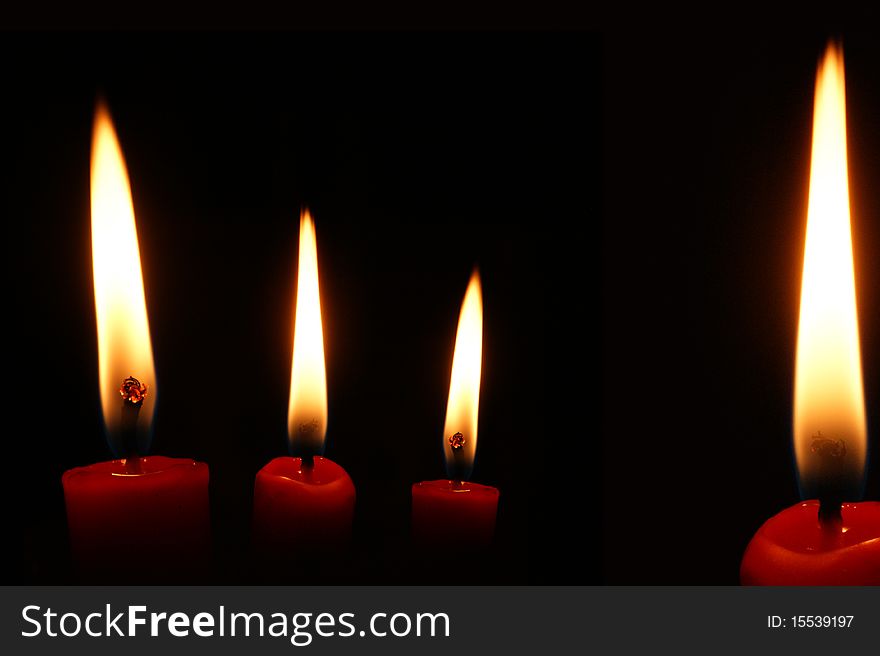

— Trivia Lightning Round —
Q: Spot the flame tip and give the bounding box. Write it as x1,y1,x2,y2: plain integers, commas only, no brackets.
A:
92,97,114,130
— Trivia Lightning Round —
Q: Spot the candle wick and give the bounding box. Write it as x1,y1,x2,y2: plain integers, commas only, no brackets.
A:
811,431,849,533
119,375,147,460
123,457,143,474
818,498,843,532
447,432,470,483
449,432,465,451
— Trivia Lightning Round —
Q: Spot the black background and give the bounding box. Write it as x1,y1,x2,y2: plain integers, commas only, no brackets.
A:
603,29,880,583
3,32,599,584
5,25,880,587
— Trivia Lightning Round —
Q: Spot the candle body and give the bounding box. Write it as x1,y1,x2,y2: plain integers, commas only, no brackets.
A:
411,479,499,547
741,501,880,585
252,456,355,555
62,456,210,582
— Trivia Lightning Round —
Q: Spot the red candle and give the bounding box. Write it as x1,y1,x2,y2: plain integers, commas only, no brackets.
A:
252,210,355,557
63,457,210,577
741,502,880,585
62,103,209,581
412,480,498,546
253,457,355,548
741,44,880,585
412,271,499,547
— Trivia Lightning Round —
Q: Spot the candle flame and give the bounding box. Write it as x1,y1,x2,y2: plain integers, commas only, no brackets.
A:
443,270,483,481
91,102,156,450
287,209,328,455
794,43,866,498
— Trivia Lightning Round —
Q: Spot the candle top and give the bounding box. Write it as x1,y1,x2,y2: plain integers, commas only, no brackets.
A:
63,456,205,480
413,479,499,497
258,456,351,487
757,501,880,553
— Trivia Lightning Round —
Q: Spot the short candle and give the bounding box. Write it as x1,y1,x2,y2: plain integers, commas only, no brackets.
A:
252,209,355,558
412,270,499,547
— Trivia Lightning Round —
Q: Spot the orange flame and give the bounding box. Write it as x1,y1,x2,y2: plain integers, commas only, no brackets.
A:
91,102,156,441
794,43,866,495
443,271,483,480
287,209,328,455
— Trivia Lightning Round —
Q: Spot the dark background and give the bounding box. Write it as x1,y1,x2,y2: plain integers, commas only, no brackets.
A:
603,30,880,583
3,32,600,584
7,26,879,587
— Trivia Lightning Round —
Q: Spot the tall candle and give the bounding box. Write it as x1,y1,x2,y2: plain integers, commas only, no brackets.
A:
252,210,355,561
412,271,499,548
740,43,880,585
62,103,209,582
